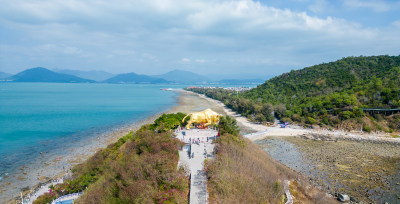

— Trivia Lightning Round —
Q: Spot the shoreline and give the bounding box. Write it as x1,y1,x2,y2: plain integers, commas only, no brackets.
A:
4,110,172,204
193,92,400,144
3,92,181,203
5,89,225,203
8,89,398,203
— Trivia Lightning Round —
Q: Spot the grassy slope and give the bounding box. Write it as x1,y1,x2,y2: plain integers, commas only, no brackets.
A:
206,116,337,203
75,130,187,204
34,113,189,204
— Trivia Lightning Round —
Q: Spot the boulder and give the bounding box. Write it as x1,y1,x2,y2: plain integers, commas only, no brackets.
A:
337,193,350,202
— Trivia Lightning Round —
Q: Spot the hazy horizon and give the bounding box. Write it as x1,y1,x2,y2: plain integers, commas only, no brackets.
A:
1,0,399,76
1,67,272,80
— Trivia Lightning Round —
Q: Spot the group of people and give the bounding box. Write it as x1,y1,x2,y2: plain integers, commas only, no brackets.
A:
192,138,201,145
51,192,83,204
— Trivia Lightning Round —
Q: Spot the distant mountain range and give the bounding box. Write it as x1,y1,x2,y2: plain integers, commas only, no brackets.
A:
1,67,269,84
152,69,267,84
0,72,12,79
53,69,115,81
152,69,209,84
103,73,168,84
4,67,95,83
217,78,266,84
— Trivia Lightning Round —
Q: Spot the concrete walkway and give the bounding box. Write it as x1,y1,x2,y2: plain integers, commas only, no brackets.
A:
176,128,217,204
284,180,293,204
24,178,63,204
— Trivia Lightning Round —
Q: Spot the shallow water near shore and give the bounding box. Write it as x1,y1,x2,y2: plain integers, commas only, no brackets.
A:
255,136,400,203
0,83,182,201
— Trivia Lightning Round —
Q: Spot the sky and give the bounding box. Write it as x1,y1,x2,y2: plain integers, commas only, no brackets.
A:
0,0,399,78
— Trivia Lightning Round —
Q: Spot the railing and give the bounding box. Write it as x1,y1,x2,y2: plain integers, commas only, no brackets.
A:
51,192,83,204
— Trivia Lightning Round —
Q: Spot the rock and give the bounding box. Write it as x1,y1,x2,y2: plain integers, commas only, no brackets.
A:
337,193,350,202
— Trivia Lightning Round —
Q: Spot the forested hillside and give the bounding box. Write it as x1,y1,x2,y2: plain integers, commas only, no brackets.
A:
246,55,400,107
188,55,400,132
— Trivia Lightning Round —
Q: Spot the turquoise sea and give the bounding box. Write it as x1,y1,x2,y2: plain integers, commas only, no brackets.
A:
0,83,181,179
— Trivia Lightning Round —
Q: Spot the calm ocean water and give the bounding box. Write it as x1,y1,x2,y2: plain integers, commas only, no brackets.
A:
0,83,181,178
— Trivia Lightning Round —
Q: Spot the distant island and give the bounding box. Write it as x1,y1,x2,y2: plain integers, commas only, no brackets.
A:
103,72,169,84
0,71,12,79
52,69,115,81
152,69,210,84
3,67,95,83
1,68,268,84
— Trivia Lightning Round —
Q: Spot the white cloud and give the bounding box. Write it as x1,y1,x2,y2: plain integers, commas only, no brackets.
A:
343,0,393,12
195,59,206,63
0,0,399,75
64,46,82,55
308,0,328,13
393,20,400,27
181,58,191,63
141,53,158,61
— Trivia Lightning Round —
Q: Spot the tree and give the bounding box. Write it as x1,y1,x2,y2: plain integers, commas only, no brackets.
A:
261,103,274,122
254,114,266,123
218,116,240,136
340,111,353,120
306,117,316,126
274,104,286,119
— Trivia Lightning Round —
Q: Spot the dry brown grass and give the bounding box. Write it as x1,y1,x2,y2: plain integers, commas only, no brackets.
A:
339,113,400,133
74,130,188,204
206,134,289,203
289,180,337,204
206,133,338,204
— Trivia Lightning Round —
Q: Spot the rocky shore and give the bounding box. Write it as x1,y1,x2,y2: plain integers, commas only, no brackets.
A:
193,91,400,203
258,136,400,203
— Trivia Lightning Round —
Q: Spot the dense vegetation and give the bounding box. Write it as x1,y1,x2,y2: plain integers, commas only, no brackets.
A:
207,116,335,203
34,113,189,204
188,55,400,132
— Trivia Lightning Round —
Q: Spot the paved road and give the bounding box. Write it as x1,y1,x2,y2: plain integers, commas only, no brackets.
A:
177,129,217,204
190,142,208,204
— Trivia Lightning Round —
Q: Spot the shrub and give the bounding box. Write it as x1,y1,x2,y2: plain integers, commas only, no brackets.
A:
291,114,301,122
340,111,353,120
254,113,266,123
281,117,293,123
363,125,372,133
33,192,56,204
306,117,317,125
218,116,240,136
152,112,187,132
